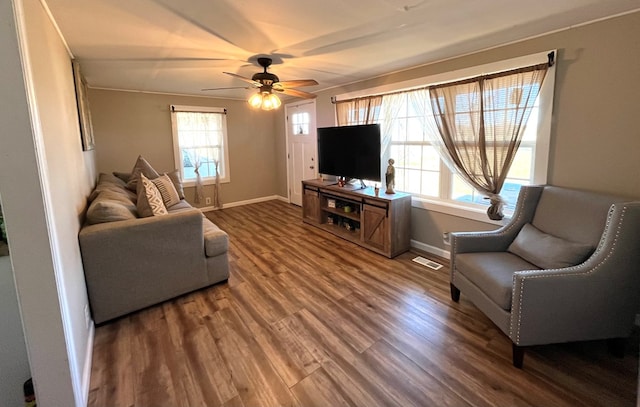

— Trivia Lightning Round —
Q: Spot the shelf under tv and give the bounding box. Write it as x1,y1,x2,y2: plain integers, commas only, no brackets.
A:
301,179,411,258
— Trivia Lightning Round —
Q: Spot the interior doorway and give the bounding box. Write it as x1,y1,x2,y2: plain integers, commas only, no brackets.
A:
285,100,317,206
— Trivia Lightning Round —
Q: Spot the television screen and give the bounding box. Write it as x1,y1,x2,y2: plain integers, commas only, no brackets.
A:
317,124,381,181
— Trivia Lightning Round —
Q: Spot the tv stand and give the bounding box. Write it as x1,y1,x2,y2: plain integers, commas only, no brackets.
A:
302,179,411,258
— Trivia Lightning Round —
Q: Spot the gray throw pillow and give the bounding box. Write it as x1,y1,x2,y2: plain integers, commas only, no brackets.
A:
508,223,594,269
165,170,185,200
112,171,132,183
126,156,159,191
86,196,137,224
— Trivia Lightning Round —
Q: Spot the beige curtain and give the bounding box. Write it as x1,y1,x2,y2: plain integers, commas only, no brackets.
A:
429,64,548,219
335,95,383,125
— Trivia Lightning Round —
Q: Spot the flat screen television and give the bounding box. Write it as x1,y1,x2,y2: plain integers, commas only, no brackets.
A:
317,124,381,182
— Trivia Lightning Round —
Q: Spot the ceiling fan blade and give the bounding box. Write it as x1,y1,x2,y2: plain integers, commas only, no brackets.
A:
273,79,318,89
276,88,317,99
150,0,277,52
201,86,250,91
224,72,261,87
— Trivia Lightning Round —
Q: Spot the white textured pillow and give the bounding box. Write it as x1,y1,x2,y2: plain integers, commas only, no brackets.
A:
136,174,168,217
508,223,594,269
152,174,181,208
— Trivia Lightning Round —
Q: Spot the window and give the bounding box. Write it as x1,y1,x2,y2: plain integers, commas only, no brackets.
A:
291,112,310,135
385,93,442,198
450,100,539,210
170,105,230,184
336,51,555,221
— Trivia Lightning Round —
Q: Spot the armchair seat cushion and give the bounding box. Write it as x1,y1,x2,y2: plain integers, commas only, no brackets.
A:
456,252,539,310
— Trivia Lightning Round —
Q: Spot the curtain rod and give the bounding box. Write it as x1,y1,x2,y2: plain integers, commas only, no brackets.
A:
170,105,227,114
332,51,555,104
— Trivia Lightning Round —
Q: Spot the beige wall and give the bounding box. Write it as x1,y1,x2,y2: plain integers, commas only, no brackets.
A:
315,11,640,252
0,0,97,405
88,89,283,206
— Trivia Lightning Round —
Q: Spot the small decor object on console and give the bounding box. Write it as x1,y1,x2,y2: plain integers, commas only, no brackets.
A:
385,158,396,194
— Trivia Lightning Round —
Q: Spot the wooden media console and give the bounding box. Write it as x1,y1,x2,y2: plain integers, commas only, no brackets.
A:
301,179,411,258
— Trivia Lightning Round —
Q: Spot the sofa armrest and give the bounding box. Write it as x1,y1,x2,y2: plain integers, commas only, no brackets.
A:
509,202,640,346
79,208,208,323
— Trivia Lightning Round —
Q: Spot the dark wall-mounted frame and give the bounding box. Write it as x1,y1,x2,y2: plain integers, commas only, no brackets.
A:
72,60,95,151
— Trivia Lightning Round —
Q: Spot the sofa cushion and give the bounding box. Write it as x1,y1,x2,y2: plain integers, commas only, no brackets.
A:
90,173,134,202
531,187,622,247
203,218,228,257
456,252,539,310
508,223,594,269
86,193,137,224
167,200,194,213
136,174,168,217
126,155,159,191
152,174,181,208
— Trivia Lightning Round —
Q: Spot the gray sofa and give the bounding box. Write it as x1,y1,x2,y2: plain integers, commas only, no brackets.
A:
79,173,229,324
450,185,640,367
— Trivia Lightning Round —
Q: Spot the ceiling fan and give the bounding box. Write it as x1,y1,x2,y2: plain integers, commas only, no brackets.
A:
205,57,318,110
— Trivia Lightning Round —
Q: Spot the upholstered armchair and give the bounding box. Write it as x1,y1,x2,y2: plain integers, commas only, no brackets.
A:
449,185,640,368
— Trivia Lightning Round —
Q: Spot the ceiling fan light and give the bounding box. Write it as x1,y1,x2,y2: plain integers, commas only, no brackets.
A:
266,93,281,110
248,92,263,108
261,93,276,110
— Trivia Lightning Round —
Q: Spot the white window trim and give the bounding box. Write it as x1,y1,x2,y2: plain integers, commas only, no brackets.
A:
170,104,231,186
334,50,556,224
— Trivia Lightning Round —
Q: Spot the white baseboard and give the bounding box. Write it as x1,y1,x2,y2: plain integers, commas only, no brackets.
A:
200,195,289,212
411,239,450,260
81,322,95,407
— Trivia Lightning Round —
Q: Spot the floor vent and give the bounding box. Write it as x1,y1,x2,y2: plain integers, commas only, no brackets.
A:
412,256,443,270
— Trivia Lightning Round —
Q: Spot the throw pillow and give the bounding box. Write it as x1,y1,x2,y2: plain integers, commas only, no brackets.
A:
126,155,159,191
151,174,181,208
86,196,137,224
113,171,132,183
165,170,185,199
136,174,168,217
508,223,594,269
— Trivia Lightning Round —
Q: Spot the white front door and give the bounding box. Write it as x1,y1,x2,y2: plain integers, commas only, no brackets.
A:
286,100,317,206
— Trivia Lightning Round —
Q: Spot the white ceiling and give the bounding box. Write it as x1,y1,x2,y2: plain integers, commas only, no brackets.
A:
45,0,639,101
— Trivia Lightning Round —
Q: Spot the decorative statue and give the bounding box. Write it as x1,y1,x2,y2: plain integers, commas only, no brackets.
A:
385,158,396,194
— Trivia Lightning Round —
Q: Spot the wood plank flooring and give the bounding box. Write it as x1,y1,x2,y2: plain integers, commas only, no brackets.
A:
88,200,639,407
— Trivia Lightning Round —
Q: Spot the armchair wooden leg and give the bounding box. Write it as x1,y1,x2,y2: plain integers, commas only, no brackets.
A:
450,283,460,302
512,344,525,368
607,338,626,358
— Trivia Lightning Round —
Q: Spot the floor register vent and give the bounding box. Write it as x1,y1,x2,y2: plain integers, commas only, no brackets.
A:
412,256,443,270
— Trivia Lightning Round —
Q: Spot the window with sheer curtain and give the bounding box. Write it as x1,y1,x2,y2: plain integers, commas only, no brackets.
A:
346,90,542,211
334,51,555,218
170,105,230,184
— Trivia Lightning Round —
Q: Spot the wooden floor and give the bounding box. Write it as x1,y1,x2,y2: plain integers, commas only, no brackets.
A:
88,200,639,407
